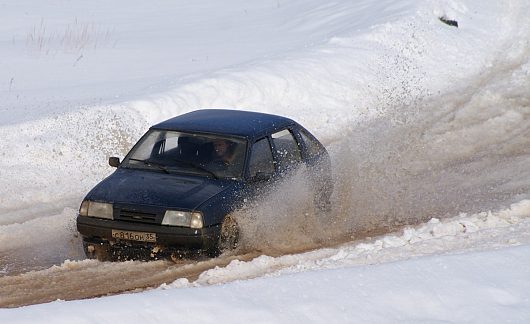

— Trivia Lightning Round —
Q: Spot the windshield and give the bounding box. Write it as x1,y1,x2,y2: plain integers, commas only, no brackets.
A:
121,130,247,179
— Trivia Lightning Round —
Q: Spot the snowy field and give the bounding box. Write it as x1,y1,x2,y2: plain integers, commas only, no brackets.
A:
1,0,530,323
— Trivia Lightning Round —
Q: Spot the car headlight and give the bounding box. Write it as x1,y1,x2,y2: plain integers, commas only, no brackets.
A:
79,200,114,220
162,210,203,228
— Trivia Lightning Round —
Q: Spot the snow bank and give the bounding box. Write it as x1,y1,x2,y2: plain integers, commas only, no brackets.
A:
127,0,525,140
191,200,530,285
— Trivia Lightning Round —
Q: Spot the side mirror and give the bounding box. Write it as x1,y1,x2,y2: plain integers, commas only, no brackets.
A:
250,172,272,182
109,157,121,168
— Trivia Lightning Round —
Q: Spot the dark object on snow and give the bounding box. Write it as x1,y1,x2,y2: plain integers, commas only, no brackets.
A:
439,16,458,28
76,109,333,261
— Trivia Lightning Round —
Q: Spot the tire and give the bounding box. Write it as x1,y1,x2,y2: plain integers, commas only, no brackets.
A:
215,215,240,256
83,240,111,261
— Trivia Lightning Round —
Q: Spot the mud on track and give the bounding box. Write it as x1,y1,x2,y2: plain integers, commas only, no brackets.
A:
0,252,265,308
0,221,420,309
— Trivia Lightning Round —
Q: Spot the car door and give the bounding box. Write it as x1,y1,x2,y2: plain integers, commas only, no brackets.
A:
244,129,306,193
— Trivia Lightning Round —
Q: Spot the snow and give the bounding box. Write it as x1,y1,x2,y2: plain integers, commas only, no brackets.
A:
1,0,530,322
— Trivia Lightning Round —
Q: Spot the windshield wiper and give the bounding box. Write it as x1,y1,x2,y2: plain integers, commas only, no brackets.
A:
128,158,171,174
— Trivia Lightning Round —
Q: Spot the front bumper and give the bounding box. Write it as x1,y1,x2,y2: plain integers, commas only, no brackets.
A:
77,215,221,252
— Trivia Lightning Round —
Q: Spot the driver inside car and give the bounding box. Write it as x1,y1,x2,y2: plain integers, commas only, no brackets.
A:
208,139,237,170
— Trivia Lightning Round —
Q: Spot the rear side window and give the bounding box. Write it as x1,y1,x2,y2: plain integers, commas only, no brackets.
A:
248,137,274,177
271,129,301,167
298,128,323,159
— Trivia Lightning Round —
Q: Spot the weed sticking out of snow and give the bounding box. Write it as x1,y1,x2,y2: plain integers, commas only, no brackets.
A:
25,18,116,55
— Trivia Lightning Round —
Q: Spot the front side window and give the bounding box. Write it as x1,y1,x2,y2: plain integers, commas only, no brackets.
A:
122,130,247,179
248,137,274,178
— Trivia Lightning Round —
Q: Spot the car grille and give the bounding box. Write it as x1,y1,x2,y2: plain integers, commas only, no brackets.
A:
117,209,158,224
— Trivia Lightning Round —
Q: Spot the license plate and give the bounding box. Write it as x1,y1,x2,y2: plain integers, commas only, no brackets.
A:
111,230,156,242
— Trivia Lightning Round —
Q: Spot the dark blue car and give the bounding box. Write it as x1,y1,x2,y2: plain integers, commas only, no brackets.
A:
77,109,332,260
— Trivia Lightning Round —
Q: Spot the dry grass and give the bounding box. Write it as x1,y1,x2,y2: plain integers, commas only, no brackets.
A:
25,18,116,55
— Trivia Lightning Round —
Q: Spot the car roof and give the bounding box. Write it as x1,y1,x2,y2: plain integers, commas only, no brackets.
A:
151,109,297,139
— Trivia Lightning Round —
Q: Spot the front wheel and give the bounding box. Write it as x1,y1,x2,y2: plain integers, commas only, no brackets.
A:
213,215,240,256
83,240,111,261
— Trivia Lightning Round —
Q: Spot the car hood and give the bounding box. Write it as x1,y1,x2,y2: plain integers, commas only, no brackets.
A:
85,168,235,210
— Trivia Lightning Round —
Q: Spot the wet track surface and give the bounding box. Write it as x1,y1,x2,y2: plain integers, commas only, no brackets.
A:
0,253,272,308
0,222,397,308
